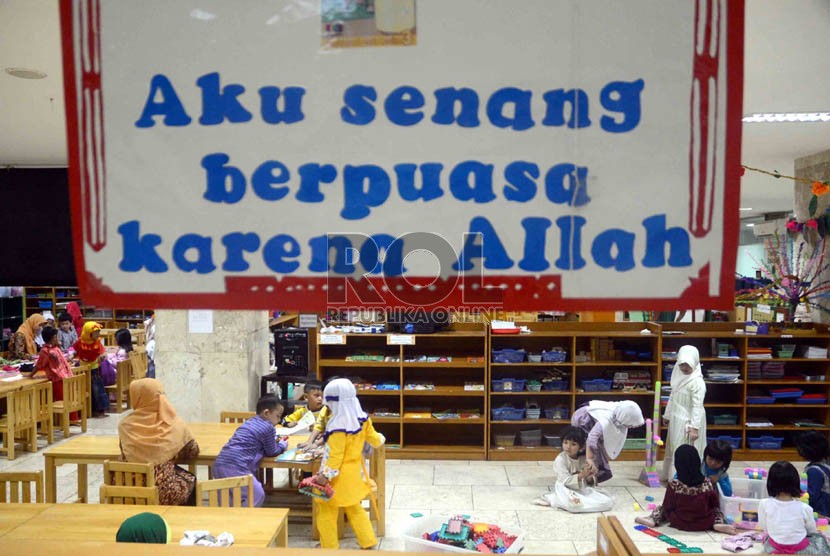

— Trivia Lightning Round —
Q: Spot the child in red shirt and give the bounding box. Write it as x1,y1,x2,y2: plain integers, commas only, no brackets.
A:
35,326,75,403
73,321,110,416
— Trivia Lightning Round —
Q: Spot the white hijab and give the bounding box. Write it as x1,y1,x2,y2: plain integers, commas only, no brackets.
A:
671,345,703,392
323,378,368,440
586,400,645,459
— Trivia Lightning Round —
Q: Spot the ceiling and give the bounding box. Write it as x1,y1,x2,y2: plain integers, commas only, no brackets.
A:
1,0,829,219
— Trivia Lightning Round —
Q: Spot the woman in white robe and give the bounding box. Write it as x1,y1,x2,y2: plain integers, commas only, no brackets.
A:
661,345,707,481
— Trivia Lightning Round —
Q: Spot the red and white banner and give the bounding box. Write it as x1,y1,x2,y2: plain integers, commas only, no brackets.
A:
61,0,743,310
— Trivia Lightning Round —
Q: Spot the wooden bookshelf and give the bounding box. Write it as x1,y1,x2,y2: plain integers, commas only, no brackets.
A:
316,323,488,459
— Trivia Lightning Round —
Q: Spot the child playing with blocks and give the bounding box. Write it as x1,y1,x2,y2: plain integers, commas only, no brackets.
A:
533,426,613,512
760,460,830,554
796,430,830,518
636,445,736,535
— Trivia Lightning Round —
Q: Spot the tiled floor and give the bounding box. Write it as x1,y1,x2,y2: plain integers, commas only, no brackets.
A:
0,418,795,554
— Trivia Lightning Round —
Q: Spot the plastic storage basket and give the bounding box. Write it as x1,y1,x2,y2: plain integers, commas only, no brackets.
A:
542,379,568,391
493,433,516,447
491,406,525,421
519,429,542,446
403,515,525,554
747,435,783,450
581,378,613,392
492,379,526,392
544,407,569,420
491,349,526,363
708,435,742,450
719,478,769,530
541,349,567,363
711,413,739,425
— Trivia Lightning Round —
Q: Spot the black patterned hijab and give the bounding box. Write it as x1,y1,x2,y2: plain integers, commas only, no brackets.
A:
675,444,705,487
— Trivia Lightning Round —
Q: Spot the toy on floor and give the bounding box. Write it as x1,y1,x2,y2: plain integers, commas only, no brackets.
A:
638,381,664,488
721,531,764,553
744,468,767,480
634,525,703,553
298,476,334,500
421,516,518,553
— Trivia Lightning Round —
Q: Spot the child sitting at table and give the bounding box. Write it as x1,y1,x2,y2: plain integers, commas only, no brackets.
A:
34,326,76,409
284,380,325,428
313,378,385,549
57,312,78,353
107,328,134,366
212,395,289,507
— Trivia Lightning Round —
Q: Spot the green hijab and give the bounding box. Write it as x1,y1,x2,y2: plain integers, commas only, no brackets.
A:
115,512,170,544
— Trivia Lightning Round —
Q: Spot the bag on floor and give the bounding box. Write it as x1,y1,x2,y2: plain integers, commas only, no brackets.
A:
547,481,614,513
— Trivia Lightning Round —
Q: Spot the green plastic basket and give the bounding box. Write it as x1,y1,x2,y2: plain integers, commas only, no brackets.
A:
623,438,647,450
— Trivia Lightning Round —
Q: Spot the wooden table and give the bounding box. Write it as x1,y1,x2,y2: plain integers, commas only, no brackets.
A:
0,503,288,547
0,376,49,398
43,422,317,503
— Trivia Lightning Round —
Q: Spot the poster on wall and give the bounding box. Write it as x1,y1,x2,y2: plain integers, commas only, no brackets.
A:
61,0,743,311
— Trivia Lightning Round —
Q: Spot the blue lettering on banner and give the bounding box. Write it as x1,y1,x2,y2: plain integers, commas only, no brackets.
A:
384,86,426,126
196,72,253,125
449,161,497,203
258,86,306,124
599,79,645,133
134,74,192,128
503,161,539,203
341,165,392,220
340,85,378,125
115,214,692,276
173,234,216,274
395,163,445,202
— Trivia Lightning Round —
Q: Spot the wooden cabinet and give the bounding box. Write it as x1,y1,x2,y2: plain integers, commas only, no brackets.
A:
316,324,487,459
82,307,152,328
488,322,661,461
661,322,830,460
23,286,81,319
314,319,830,461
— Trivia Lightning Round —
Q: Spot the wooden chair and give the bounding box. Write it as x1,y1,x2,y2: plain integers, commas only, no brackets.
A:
100,460,158,505
195,475,255,508
220,411,255,423
0,470,44,503
128,350,148,379
52,373,86,438
100,485,159,505
72,363,93,417
106,359,133,413
33,380,54,445
0,387,38,460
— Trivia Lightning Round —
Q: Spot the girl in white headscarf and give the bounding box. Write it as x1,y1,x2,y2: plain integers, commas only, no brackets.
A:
313,378,385,550
571,400,645,483
661,345,707,481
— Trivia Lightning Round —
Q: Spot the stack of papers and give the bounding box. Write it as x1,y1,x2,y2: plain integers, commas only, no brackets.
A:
747,347,773,359
705,365,741,383
804,346,828,359
761,361,785,378
746,417,774,428
747,361,762,379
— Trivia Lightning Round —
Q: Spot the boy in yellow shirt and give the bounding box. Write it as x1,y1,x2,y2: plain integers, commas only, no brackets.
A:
313,378,384,549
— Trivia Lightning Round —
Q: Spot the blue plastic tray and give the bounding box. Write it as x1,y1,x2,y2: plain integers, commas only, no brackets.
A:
746,396,775,404
748,436,784,450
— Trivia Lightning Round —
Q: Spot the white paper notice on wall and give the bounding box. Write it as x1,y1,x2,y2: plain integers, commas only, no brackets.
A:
61,0,744,312
299,314,318,328
188,310,214,334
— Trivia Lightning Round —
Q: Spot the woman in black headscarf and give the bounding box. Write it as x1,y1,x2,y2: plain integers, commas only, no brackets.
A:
636,444,736,534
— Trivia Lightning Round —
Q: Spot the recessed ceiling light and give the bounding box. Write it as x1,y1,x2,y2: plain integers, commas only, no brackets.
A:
743,112,830,123
746,223,755,227
4,67,47,79
189,8,216,20
739,207,753,211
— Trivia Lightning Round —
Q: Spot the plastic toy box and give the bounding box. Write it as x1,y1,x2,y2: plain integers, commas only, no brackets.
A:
719,478,769,530
403,514,525,554
708,435,742,449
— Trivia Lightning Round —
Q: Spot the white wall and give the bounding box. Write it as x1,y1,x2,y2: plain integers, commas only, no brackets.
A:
736,243,766,278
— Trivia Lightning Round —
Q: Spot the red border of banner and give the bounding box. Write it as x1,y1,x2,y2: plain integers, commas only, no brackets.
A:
60,0,743,312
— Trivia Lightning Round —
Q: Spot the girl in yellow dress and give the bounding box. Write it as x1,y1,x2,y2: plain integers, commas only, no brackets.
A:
313,378,385,549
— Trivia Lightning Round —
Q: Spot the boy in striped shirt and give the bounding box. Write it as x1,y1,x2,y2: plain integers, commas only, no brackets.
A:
212,395,288,506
